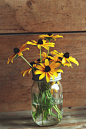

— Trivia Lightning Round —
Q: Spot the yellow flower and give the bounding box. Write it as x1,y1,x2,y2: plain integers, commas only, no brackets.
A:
27,39,55,50
62,52,79,66
7,43,29,64
51,50,79,67
34,59,63,82
39,33,63,40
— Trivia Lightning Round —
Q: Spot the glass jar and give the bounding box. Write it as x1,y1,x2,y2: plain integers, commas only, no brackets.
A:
31,73,63,126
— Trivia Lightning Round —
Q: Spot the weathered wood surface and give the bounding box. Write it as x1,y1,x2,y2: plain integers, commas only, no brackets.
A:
0,0,86,33
0,106,86,128
0,33,86,112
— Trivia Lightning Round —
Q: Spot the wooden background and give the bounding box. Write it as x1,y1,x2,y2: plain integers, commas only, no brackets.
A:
0,0,86,112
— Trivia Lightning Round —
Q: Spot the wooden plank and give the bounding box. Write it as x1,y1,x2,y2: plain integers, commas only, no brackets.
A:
0,33,86,112
0,106,86,128
0,0,86,33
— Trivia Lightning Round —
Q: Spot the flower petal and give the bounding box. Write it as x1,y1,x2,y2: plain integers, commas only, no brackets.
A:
69,56,79,66
27,41,37,45
63,63,73,67
18,52,23,56
62,57,66,64
7,54,16,64
36,65,44,70
46,73,50,82
22,48,29,52
56,69,63,73
45,59,49,66
39,72,46,80
34,70,43,75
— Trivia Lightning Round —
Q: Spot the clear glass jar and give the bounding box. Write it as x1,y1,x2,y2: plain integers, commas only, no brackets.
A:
31,73,63,126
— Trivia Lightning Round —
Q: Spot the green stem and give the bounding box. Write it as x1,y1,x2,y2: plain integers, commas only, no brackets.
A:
47,39,50,56
53,105,62,120
21,55,33,68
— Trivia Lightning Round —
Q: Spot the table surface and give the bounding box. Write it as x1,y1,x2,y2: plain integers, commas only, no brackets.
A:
0,106,86,129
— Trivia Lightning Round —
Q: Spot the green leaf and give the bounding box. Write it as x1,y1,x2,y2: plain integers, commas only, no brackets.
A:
41,92,45,103
33,93,37,103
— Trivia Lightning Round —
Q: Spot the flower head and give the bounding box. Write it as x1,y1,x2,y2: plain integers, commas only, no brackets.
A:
39,33,63,41
27,39,55,50
34,59,63,82
7,43,29,64
51,50,79,67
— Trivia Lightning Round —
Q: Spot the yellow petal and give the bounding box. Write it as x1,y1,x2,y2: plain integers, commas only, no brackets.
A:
36,65,44,70
37,44,41,49
53,72,58,77
18,52,23,56
69,56,79,66
45,59,49,66
62,57,66,64
40,63,45,68
27,41,36,45
34,70,43,75
56,69,63,73
39,72,46,80
63,63,73,68
42,45,49,50
22,48,29,51
22,70,28,77
46,73,50,82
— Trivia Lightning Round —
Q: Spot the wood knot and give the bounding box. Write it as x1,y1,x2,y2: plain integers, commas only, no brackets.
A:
26,0,32,8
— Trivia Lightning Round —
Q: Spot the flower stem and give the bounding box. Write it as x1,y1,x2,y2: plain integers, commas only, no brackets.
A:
47,39,50,56
21,55,33,68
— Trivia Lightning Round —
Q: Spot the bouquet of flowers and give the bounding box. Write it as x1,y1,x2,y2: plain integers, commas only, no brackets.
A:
7,33,79,126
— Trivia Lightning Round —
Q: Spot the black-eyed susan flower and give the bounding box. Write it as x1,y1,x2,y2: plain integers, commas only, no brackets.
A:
27,39,55,50
51,50,79,67
34,59,63,82
39,33,63,41
7,43,29,64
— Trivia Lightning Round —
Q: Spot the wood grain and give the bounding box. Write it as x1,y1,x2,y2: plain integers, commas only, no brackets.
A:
0,106,86,128
0,33,86,112
0,0,86,33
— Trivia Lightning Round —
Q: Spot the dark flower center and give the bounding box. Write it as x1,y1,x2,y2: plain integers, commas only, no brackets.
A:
45,66,51,72
48,33,52,36
37,39,43,44
64,52,69,58
30,61,36,66
14,48,20,54
37,58,40,62
58,57,62,61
